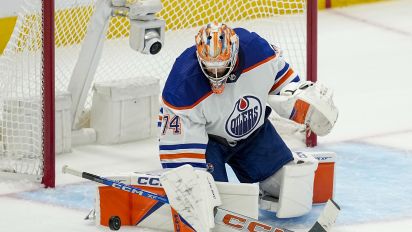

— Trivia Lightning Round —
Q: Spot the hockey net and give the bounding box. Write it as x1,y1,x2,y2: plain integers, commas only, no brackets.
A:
0,0,314,187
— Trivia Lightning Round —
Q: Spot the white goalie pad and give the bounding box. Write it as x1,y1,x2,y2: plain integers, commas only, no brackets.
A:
268,81,338,136
260,152,318,218
159,165,221,232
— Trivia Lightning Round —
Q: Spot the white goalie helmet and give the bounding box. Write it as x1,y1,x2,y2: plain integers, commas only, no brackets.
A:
195,22,239,94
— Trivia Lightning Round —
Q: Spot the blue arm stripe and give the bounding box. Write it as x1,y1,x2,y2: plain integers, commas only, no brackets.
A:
275,62,290,79
159,143,207,150
273,75,301,95
291,75,300,83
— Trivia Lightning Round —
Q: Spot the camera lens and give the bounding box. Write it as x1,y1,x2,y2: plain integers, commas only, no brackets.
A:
149,41,162,55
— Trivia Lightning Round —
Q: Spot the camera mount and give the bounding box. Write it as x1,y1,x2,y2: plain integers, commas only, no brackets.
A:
112,0,165,55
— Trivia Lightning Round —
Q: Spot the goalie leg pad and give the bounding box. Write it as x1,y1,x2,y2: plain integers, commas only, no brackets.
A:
259,162,286,198
259,152,319,218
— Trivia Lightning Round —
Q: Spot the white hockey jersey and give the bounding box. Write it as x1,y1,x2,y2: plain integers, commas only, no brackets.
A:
159,28,300,169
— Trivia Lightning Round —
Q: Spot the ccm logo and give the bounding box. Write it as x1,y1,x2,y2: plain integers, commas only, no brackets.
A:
223,214,284,232
112,182,144,196
137,177,161,186
316,157,332,161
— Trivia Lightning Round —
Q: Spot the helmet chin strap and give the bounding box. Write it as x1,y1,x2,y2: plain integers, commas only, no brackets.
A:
210,76,228,94
211,83,225,94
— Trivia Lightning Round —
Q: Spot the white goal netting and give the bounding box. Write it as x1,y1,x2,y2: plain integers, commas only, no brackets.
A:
0,0,307,183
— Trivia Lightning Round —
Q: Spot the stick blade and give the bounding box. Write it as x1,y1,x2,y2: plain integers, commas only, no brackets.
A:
309,199,340,232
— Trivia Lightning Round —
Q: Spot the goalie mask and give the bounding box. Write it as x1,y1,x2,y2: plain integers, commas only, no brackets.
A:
195,22,239,94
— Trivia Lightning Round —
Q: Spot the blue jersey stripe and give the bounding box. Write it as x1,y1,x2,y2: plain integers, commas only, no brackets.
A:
290,75,300,83
161,162,207,169
275,62,290,79
159,143,207,150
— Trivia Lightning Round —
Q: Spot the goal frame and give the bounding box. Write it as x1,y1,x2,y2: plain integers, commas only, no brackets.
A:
306,0,318,147
39,0,318,188
42,0,55,188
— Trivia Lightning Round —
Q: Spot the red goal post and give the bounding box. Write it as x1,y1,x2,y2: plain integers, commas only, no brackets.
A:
42,0,56,188
0,0,318,188
306,0,318,147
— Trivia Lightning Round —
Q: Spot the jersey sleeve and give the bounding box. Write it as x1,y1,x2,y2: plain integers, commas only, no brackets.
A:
158,104,208,170
269,53,301,95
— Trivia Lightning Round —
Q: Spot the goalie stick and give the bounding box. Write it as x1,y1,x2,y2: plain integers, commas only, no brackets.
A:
62,165,340,232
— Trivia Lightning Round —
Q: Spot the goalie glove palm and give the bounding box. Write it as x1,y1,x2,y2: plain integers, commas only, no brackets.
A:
268,81,338,136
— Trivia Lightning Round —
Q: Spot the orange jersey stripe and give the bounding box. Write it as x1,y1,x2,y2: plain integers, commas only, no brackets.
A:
160,153,206,160
242,55,276,74
162,91,213,110
270,68,294,93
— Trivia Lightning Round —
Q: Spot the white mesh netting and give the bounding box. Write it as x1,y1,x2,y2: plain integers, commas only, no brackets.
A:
0,0,307,180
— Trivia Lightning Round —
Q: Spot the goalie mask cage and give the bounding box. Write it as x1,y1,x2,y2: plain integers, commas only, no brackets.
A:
0,0,317,188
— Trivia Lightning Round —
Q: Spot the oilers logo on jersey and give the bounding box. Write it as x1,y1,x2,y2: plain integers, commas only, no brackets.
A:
226,95,262,138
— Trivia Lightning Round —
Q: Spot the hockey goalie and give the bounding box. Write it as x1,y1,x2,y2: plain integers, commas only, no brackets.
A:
80,21,339,231
67,22,339,231
158,22,339,230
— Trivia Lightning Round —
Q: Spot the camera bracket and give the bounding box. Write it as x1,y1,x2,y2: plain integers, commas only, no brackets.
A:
110,0,165,54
